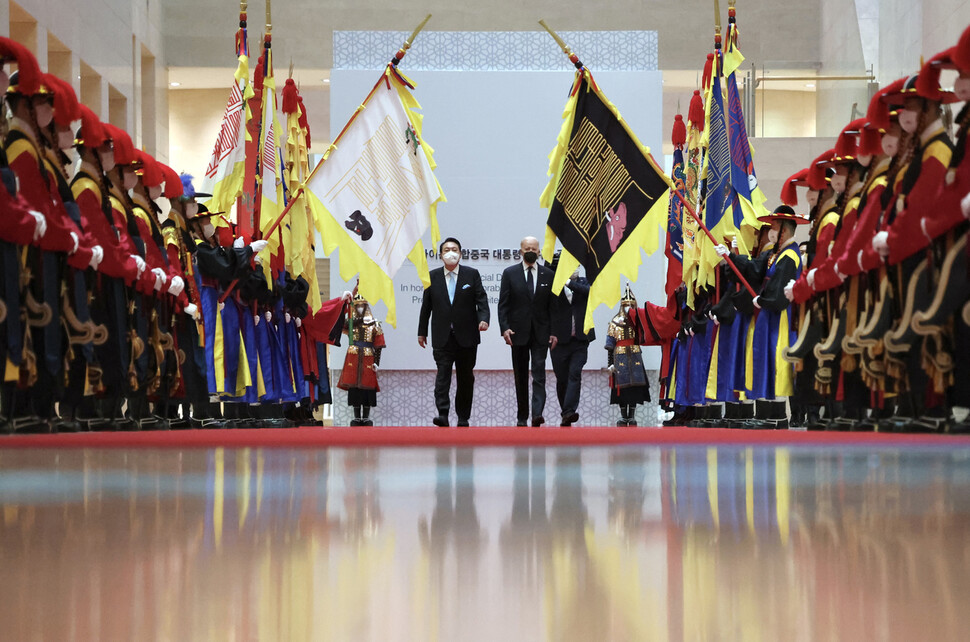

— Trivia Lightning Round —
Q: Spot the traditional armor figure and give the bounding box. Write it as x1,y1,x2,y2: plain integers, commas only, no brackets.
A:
606,286,649,427
338,294,385,426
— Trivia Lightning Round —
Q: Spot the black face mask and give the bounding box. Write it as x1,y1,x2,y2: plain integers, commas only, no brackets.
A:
523,251,538,264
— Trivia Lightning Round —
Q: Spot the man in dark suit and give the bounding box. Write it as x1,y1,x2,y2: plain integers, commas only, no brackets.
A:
548,252,594,427
418,237,490,427
498,236,556,427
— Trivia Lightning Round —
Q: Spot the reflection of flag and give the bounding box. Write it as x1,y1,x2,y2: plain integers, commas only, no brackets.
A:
542,71,672,332
304,68,444,326
201,53,254,222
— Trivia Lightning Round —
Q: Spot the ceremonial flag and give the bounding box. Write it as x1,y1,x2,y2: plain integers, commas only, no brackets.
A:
666,115,687,300
697,51,734,288
681,89,705,306
280,79,322,312
256,46,285,280
200,17,254,227
541,70,673,332
304,67,444,327
723,17,769,253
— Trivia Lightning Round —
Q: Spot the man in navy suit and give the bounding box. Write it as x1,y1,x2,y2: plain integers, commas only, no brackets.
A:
418,237,490,427
499,236,556,427
548,251,594,427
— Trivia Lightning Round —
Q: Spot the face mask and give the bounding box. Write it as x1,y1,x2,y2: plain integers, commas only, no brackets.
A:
355,306,366,316
442,251,460,266
767,229,779,244
523,251,539,264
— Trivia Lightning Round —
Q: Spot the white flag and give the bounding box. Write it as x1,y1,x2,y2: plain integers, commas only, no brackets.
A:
307,82,442,278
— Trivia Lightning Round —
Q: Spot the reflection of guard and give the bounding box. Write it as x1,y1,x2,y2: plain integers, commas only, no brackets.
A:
605,285,649,426
338,294,385,426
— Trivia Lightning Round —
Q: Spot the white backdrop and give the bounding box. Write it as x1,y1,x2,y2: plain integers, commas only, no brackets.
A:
327,69,666,370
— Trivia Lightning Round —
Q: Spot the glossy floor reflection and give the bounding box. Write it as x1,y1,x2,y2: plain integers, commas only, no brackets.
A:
1,445,969,641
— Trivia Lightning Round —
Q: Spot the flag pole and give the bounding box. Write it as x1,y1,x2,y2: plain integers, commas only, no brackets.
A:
671,180,757,297
263,13,434,240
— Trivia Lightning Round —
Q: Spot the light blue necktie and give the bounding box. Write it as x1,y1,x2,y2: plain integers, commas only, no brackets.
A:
447,271,456,303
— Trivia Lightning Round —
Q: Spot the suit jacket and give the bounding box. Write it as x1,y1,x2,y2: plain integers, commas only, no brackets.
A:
498,262,555,346
550,277,595,345
418,265,490,349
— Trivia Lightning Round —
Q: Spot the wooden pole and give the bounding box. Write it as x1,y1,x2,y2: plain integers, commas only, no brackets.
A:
670,186,758,298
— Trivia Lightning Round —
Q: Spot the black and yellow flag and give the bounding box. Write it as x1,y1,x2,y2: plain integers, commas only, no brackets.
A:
542,70,673,331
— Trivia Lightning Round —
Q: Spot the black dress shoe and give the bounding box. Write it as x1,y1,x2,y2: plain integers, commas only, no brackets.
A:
457,420,470,427
13,416,51,434
516,420,527,427
616,419,629,427
531,416,544,427
50,418,81,433
432,416,449,427
361,419,374,427
350,419,363,427
562,411,579,425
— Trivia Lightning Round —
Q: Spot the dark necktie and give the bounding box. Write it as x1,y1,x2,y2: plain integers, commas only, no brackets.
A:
526,266,534,299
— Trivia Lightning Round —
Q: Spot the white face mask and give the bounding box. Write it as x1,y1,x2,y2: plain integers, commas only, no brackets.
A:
767,229,779,244
442,250,460,266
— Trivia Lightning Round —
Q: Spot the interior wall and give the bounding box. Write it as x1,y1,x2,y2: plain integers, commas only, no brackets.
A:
0,0,169,161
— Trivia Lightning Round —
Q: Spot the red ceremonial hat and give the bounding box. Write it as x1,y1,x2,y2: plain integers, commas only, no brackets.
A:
44,74,81,127
75,105,107,148
866,77,907,131
0,37,43,95
159,163,183,199
915,50,960,103
758,204,810,225
858,122,884,157
103,124,138,166
780,168,810,207
954,24,970,71
818,119,865,167
135,149,164,188
807,149,836,190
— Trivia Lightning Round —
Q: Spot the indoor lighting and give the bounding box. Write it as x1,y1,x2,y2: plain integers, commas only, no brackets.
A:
170,81,181,87
805,83,816,88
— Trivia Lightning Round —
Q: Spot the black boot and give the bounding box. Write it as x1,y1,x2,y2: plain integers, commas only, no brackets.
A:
350,405,364,427
361,405,374,427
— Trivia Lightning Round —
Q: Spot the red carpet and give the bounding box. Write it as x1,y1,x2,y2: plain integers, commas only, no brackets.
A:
1,425,969,449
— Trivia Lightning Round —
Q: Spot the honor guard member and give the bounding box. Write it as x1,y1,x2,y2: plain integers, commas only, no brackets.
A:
605,286,649,427
42,74,106,431
0,38,48,433
717,205,807,428
160,164,211,427
5,62,87,431
870,73,955,429
338,294,385,426
912,28,970,427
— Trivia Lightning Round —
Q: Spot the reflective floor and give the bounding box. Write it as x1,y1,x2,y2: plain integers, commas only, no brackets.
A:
1,444,969,641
